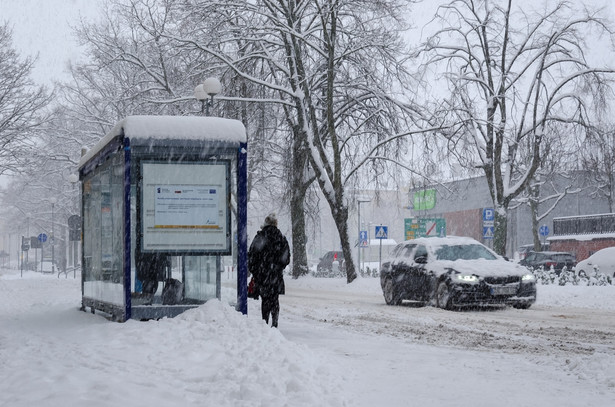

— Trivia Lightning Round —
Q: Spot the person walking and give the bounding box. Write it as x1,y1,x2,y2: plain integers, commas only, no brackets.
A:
248,213,290,328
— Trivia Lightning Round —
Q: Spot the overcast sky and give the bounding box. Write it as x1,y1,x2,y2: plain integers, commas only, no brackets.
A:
2,0,614,86
0,0,101,84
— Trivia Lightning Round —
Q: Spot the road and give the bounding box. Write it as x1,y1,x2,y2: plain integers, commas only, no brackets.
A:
281,283,615,358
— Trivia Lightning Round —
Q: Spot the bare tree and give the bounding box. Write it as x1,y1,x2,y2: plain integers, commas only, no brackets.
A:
419,0,615,254
0,23,51,177
580,124,615,212
172,0,422,282
54,0,425,283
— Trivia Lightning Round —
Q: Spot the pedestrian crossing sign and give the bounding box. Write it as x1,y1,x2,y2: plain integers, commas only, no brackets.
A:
375,225,388,239
483,226,494,239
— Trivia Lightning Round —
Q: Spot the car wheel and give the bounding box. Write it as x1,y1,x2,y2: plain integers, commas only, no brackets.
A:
512,302,532,309
436,280,453,310
383,277,401,306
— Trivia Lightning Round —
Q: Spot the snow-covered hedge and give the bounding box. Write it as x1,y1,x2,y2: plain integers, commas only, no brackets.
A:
532,267,613,286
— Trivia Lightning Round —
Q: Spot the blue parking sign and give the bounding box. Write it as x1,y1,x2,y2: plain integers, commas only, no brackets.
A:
483,208,494,221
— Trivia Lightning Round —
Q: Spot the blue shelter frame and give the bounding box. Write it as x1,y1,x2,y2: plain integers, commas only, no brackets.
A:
77,116,248,321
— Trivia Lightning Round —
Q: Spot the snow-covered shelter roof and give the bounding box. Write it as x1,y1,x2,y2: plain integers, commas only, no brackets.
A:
78,115,246,170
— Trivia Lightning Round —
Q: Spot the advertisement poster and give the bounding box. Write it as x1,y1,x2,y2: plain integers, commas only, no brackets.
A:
141,161,230,254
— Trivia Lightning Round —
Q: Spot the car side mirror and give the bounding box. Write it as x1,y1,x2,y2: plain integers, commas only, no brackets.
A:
415,256,427,264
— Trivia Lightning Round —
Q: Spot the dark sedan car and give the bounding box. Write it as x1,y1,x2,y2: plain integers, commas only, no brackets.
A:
518,251,576,275
380,236,536,310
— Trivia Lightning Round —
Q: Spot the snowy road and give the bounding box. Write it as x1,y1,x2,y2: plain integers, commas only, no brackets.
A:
282,281,615,358
280,278,615,407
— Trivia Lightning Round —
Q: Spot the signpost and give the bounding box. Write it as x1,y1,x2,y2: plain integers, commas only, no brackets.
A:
359,230,369,247
38,233,47,273
539,224,549,247
375,225,388,271
482,208,495,240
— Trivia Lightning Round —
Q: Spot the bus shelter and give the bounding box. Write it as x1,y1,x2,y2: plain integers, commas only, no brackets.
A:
77,116,248,321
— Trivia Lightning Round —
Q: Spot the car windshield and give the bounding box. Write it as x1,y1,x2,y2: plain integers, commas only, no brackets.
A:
434,244,498,261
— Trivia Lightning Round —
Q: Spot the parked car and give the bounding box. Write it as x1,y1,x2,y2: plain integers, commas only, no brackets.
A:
379,236,536,310
315,251,345,277
575,247,615,278
518,251,576,275
517,243,550,260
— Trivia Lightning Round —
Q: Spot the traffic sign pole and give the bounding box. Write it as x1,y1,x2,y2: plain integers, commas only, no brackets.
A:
539,224,549,247
375,225,388,271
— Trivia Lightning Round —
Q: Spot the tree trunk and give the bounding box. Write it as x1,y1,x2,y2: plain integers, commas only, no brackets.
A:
330,203,357,283
290,133,310,278
529,185,542,251
290,191,309,278
493,209,508,255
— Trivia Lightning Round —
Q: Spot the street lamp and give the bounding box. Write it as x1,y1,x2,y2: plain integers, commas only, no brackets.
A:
69,173,80,278
25,213,30,274
50,197,57,274
194,77,222,116
357,197,371,275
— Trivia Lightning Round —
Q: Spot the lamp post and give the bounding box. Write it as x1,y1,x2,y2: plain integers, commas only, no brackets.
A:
26,213,30,270
194,77,222,116
69,174,80,278
50,197,57,274
357,198,371,275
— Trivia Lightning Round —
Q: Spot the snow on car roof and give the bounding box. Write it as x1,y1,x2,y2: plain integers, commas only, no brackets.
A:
79,115,246,169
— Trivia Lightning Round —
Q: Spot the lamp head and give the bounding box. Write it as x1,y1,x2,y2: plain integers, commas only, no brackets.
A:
202,77,222,96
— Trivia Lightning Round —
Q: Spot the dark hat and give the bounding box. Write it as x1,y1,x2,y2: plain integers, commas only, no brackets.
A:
264,213,278,227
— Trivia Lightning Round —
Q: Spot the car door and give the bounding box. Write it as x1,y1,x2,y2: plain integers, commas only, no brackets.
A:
392,245,415,275
408,245,432,301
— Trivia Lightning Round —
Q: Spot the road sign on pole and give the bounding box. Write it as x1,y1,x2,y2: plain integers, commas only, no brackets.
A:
359,230,369,247
483,226,495,239
539,225,549,237
539,224,549,246
483,208,495,222
375,225,388,239
38,233,47,243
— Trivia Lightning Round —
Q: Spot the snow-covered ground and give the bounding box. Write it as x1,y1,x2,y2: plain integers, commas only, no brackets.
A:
1,267,614,407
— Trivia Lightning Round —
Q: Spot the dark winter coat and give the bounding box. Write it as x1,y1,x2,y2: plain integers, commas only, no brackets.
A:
248,225,290,296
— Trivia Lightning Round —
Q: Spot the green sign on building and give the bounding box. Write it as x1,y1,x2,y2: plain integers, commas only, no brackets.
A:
413,189,436,211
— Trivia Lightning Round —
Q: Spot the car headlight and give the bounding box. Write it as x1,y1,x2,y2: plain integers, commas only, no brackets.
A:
522,273,535,281
455,274,479,283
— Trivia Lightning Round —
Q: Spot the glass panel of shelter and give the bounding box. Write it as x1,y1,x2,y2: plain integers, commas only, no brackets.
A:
128,159,238,308
82,153,125,306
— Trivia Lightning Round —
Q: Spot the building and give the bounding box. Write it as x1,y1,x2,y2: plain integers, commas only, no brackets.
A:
549,213,615,261
305,171,612,264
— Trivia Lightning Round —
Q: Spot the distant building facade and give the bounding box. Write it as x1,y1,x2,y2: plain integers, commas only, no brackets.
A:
549,213,615,261
303,171,611,265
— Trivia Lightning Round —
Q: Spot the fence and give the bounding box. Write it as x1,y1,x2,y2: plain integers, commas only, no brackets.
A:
553,213,615,236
